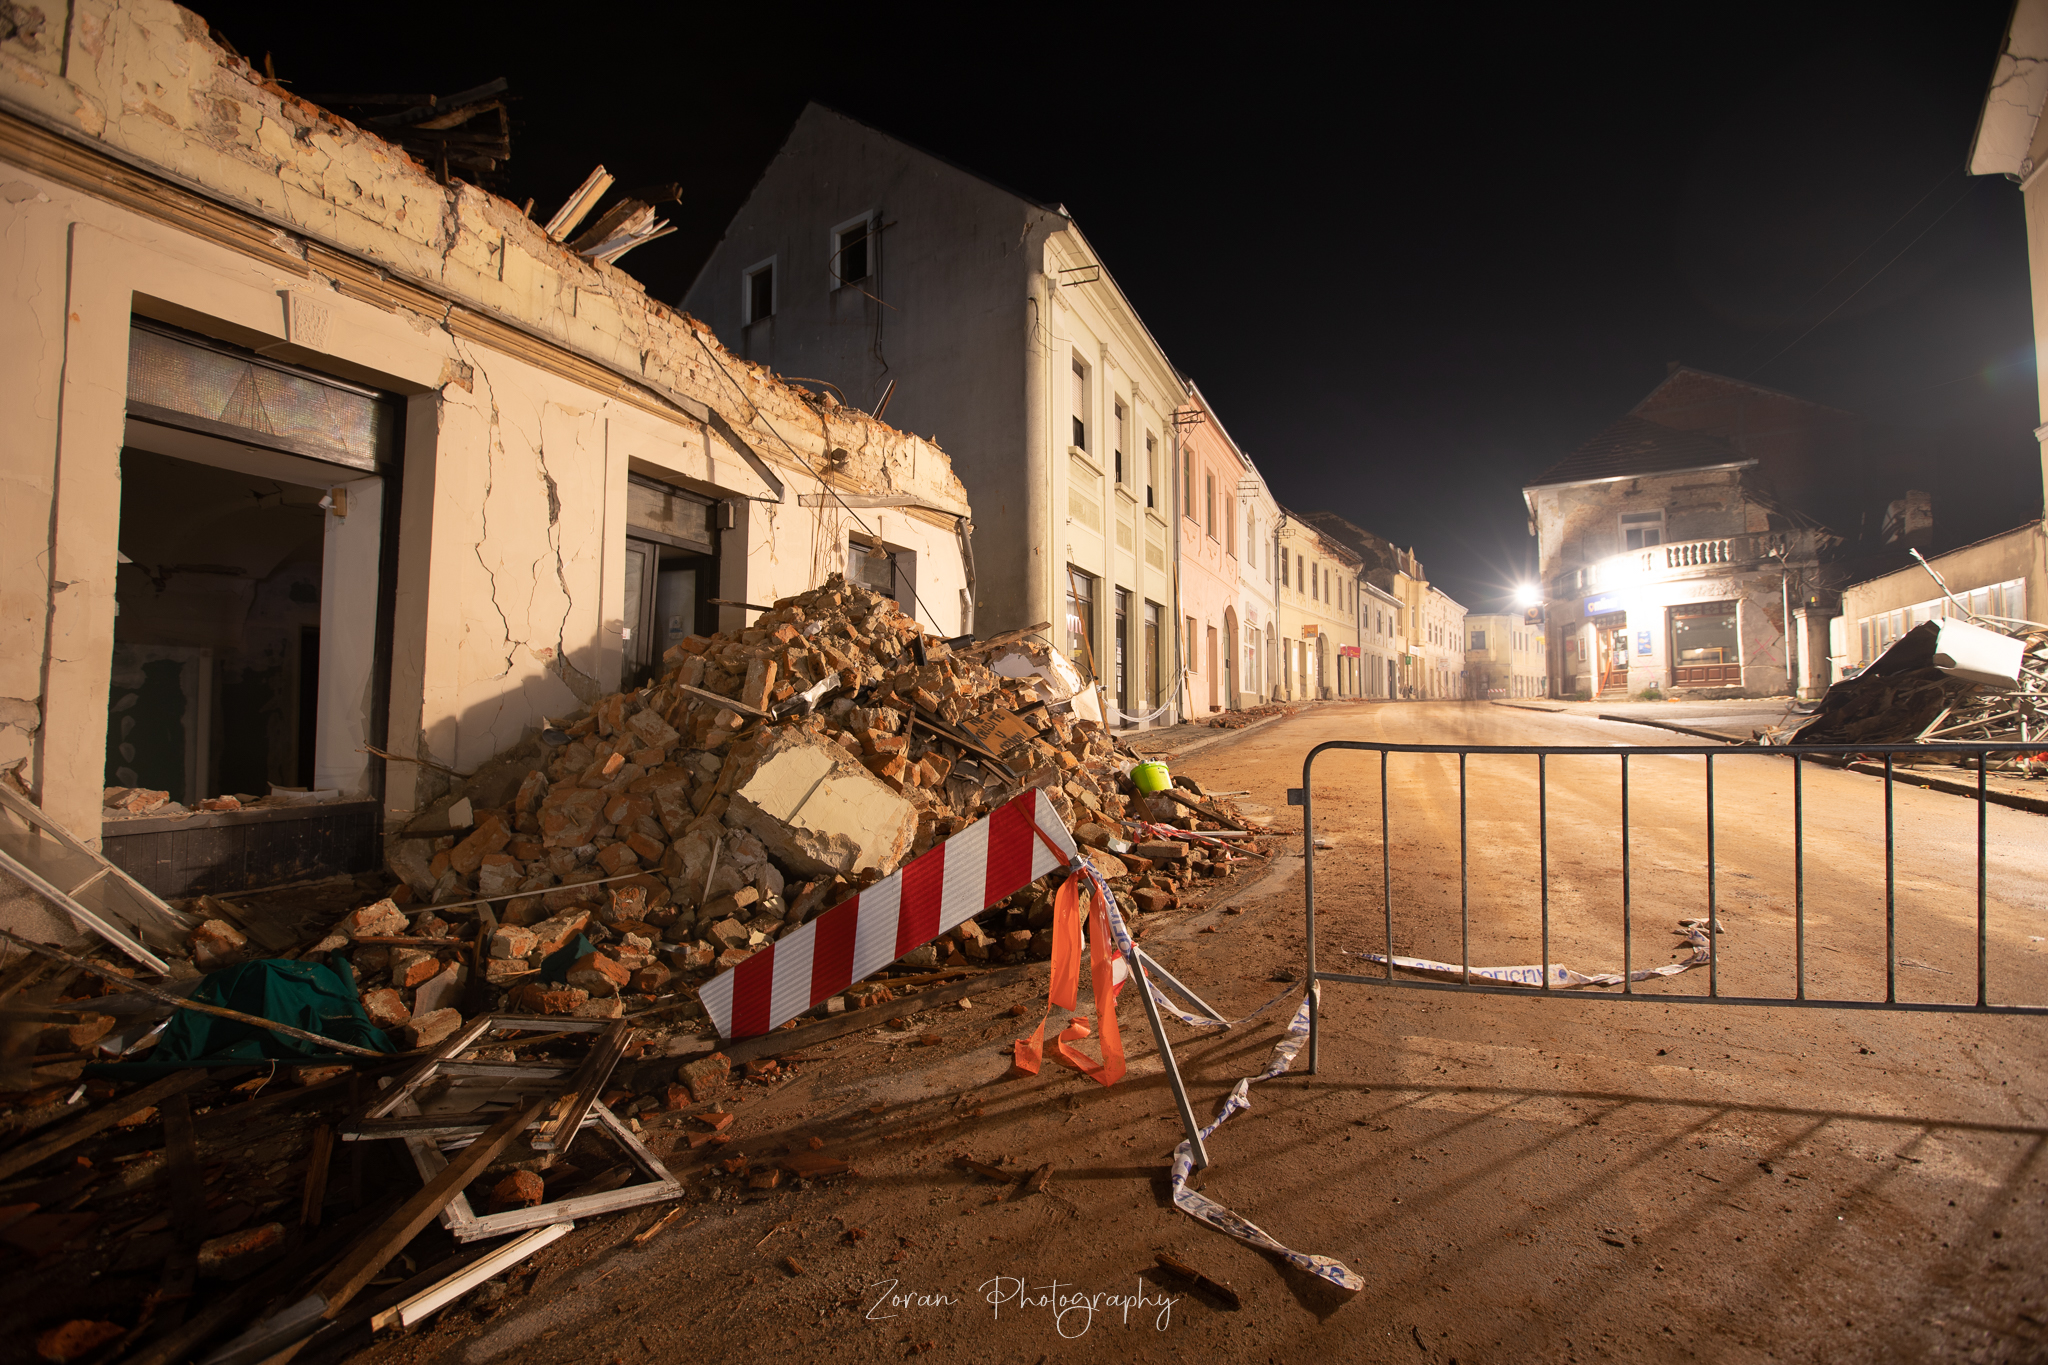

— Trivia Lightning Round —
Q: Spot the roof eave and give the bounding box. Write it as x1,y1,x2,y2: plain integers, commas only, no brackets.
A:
1522,458,1757,497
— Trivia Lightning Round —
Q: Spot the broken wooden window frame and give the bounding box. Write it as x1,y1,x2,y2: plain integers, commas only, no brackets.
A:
400,1099,680,1242
0,781,188,972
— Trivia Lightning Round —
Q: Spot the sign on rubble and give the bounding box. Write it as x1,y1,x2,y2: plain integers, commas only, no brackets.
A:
698,789,1076,1040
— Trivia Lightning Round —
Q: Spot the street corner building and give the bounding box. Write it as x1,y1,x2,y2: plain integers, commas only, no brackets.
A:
1524,368,1853,702
0,1,975,919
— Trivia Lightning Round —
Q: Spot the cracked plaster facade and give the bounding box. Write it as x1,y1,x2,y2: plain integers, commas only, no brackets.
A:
0,0,972,856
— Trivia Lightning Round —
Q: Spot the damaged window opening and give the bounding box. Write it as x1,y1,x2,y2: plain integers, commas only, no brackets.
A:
835,220,870,286
1066,567,1097,677
624,475,719,691
744,260,775,324
848,533,915,609
108,316,403,894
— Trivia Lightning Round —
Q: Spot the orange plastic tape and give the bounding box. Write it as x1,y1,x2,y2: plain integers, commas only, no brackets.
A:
1011,869,1126,1086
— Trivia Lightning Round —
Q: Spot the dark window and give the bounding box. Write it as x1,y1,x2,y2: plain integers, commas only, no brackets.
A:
1066,567,1097,676
1070,358,1088,451
747,264,774,321
837,223,869,285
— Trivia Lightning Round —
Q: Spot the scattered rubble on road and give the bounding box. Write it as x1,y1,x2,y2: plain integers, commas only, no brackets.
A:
0,573,1283,1361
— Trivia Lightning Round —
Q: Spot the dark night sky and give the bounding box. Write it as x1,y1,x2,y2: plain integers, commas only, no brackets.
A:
202,2,2040,613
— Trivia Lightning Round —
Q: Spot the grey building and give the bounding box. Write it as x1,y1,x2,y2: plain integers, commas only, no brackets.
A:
682,105,1186,722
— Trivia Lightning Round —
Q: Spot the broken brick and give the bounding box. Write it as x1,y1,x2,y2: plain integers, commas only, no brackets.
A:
566,951,631,997
491,1171,545,1209
360,988,411,1031
341,899,409,940
678,1052,731,1105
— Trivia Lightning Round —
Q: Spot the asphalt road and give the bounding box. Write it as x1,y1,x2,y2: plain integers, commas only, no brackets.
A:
355,702,2048,1365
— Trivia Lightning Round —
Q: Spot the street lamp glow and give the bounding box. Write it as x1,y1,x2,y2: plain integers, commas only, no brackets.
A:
1513,583,1540,608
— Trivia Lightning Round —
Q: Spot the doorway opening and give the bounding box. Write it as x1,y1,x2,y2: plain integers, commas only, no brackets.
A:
1592,610,1630,696
623,473,719,690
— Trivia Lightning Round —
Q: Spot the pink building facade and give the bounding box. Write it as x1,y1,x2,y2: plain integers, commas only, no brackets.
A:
1176,386,1264,714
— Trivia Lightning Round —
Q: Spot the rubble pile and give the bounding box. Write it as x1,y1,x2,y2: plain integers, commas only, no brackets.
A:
1782,614,2048,763
0,576,1278,1358
312,573,1268,1038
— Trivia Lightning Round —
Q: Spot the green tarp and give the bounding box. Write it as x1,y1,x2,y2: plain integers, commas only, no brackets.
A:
89,957,394,1077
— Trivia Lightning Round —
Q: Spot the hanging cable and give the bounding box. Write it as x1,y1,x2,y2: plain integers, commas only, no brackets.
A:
691,330,951,633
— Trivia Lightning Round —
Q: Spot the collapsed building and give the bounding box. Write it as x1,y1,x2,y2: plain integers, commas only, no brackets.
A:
0,0,981,927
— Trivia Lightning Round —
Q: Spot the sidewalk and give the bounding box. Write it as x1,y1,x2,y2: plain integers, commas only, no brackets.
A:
1122,697,1374,760
1492,695,1804,743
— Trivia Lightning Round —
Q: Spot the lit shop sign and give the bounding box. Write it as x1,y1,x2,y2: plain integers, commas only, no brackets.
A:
1583,593,1623,616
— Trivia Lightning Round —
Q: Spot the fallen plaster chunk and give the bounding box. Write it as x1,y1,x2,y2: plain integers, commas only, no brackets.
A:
726,729,918,879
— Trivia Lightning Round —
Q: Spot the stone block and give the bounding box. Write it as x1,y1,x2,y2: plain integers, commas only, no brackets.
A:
527,911,591,957
477,854,523,898
414,961,469,1016
571,996,624,1019
513,769,549,815
705,917,751,950
596,841,642,876
625,707,680,750
448,817,511,876
507,982,589,1014
490,925,538,959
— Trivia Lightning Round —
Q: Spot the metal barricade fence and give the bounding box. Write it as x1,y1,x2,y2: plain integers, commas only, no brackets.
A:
1293,741,2048,1074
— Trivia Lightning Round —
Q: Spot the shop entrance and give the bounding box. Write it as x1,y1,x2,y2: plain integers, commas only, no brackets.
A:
1592,610,1629,696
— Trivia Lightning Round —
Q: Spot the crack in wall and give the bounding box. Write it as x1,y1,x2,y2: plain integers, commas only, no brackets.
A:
456,338,517,687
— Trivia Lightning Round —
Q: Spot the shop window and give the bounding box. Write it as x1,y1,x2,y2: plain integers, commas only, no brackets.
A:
1671,600,1739,685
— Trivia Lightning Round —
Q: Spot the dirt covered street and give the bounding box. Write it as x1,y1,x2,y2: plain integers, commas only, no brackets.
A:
356,703,2048,1365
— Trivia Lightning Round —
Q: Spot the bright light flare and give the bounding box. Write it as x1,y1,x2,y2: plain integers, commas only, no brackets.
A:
1513,583,1540,608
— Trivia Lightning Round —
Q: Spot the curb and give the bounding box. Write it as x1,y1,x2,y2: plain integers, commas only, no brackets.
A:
1595,714,1753,745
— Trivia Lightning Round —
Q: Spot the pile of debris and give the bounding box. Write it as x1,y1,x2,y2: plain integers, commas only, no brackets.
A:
0,574,1279,1359
345,573,1270,1032
0,573,1278,1359
1779,612,2047,765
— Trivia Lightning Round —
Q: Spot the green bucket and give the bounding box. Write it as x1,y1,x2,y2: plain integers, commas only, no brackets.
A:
1131,760,1172,795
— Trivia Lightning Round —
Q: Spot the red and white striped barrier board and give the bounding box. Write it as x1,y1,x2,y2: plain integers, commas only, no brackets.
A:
698,789,1078,1039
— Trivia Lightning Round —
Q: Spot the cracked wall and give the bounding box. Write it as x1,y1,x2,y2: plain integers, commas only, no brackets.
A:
1,0,974,846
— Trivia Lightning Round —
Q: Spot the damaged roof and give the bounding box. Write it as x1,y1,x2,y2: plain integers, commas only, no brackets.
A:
1525,414,1754,492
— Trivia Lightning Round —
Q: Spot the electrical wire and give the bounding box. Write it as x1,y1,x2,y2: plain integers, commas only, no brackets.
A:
1747,178,1978,381
690,329,951,634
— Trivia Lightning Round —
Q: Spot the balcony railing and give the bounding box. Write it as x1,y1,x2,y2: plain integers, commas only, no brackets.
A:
1552,531,1820,598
